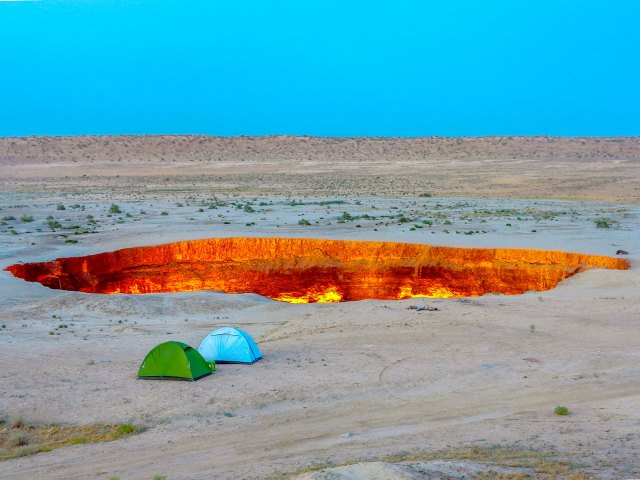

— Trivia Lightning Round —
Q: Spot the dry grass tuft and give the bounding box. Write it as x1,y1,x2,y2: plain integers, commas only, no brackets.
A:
266,445,591,480
8,416,25,429
8,431,33,447
0,419,143,461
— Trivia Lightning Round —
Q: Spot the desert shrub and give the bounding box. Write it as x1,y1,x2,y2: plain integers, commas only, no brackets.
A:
298,219,311,226
13,444,50,457
56,203,66,210
554,406,569,416
9,415,25,428
160,211,168,216
595,220,610,228
114,423,138,437
109,204,122,214
9,431,33,447
20,215,34,223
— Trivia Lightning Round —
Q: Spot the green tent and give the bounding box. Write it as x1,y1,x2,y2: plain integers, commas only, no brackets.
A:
137,341,215,381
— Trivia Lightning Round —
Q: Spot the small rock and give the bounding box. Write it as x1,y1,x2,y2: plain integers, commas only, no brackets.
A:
616,249,629,255
408,305,439,311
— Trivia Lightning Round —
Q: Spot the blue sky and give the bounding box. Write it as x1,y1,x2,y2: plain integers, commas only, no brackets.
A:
0,0,638,136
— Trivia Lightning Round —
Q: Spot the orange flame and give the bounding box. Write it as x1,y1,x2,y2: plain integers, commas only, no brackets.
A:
4,237,629,303
276,287,343,304
397,285,456,299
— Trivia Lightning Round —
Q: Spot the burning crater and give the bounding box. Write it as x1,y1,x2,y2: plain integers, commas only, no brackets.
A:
5,238,628,303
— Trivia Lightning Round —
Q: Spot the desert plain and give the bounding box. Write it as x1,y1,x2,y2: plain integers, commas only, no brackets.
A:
0,136,639,479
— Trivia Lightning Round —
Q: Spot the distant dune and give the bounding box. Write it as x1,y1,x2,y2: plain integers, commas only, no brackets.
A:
1,135,640,479
1,135,639,202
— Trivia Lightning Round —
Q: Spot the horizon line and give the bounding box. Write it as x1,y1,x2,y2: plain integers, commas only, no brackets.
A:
1,133,639,140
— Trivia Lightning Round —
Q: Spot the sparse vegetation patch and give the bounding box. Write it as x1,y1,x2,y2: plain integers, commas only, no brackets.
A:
0,419,143,461
265,444,590,480
554,406,569,416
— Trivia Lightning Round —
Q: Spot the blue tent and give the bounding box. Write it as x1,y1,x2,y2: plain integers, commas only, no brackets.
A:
197,327,262,364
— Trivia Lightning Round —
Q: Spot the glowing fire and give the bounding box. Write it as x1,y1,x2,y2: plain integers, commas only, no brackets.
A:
276,287,343,304
397,285,455,299
4,237,629,303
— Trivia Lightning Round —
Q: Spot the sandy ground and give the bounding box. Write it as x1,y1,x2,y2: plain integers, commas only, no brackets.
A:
0,138,639,479
1,136,640,203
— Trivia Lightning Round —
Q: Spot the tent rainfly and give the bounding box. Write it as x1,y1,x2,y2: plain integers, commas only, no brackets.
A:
137,341,215,381
198,327,262,364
